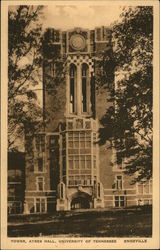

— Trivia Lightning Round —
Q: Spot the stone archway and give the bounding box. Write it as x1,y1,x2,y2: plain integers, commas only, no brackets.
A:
70,191,92,210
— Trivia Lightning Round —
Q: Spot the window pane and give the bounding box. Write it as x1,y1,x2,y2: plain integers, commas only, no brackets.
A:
117,176,122,180
80,156,85,169
86,156,91,169
38,158,43,172
115,196,119,207
80,141,85,148
68,122,73,130
68,132,73,138
82,78,87,112
60,184,63,199
70,78,75,113
138,184,143,194
144,199,149,205
75,160,79,169
85,121,91,129
36,199,40,212
86,141,91,148
94,156,96,168
120,196,124,206
116,176,122,189
41,199,45,212
80,132,85,138
69,160,73,169
98,183,101,197
144,184,149,194
38,178,43,191
74,132,79,138
68,141,73,148
35,135,45,152
74,141,79,148
93,133,96,141
76,119,83,129
38,182,43,191
68,175,74,185
86,131,91,137
86,161,91,169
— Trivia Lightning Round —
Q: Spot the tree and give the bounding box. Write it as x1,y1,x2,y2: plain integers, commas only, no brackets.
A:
99,7,153,183
8,5,44,151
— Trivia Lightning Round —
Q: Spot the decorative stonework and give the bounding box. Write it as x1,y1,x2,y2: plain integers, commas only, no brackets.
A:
70,34,86,51
67,55,94,76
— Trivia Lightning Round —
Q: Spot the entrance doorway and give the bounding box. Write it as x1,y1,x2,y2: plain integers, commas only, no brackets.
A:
71,191,91,210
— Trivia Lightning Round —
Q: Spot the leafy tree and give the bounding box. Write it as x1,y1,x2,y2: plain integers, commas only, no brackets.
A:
99,6,153,183
8,5,44,151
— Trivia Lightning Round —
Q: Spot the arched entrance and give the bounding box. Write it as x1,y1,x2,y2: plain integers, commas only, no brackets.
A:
70,191,92,210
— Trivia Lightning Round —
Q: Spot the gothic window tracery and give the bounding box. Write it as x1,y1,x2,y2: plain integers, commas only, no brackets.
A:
69,64,77,113
81,64,89,113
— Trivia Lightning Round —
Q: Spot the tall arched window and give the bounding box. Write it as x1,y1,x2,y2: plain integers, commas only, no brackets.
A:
69,64,77,113
81,64,89,113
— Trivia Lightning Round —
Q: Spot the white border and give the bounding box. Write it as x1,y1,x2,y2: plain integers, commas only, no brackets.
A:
1,1,160,249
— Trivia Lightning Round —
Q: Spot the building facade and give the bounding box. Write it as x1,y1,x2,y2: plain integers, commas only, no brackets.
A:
8,152,25,214
23,27,152,213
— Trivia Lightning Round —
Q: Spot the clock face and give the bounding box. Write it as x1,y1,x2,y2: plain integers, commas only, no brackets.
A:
70,34,86,51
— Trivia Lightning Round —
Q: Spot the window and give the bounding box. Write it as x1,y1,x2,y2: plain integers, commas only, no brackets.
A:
37,177,44,191
94,176,97,187
76,119,83,129
80,132,85,148
50,136,55,146
120,196,124,206
115,196,125,207
74,132,79,148
68,176,74,185
81,64,89,113
116,153,123,169
68,131,91,149
35,198,46,213
68,132,73,148
80,156,85,169
75,156,79,169
85,121,91,129
35,134,45,152
98,183,101,198
68,121,73,130
60,183,64,199
86,156,91,169
68,155,92,170
116,176,122,190
86,131,91,148
80,132,91,148
96,28,102,41
137,180,152,194
70,64,76,113
93,156,96,169
93,133,96,150
54,30,60,42
38,157,43,172
36,198,40,212
68,156,74,169
68,175,91,186
138,184,143,194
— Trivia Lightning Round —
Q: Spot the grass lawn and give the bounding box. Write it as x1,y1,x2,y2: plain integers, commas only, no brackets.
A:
8,205,152,237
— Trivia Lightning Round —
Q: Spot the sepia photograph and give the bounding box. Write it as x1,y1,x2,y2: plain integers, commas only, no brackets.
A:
1,0,160,249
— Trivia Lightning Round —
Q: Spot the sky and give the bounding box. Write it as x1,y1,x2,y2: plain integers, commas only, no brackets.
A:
43,4,123,30
9,4,123,30
8,3,124,111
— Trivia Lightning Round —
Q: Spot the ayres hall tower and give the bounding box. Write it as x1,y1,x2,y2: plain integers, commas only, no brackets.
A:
43,27,110,211
24,27,152,213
